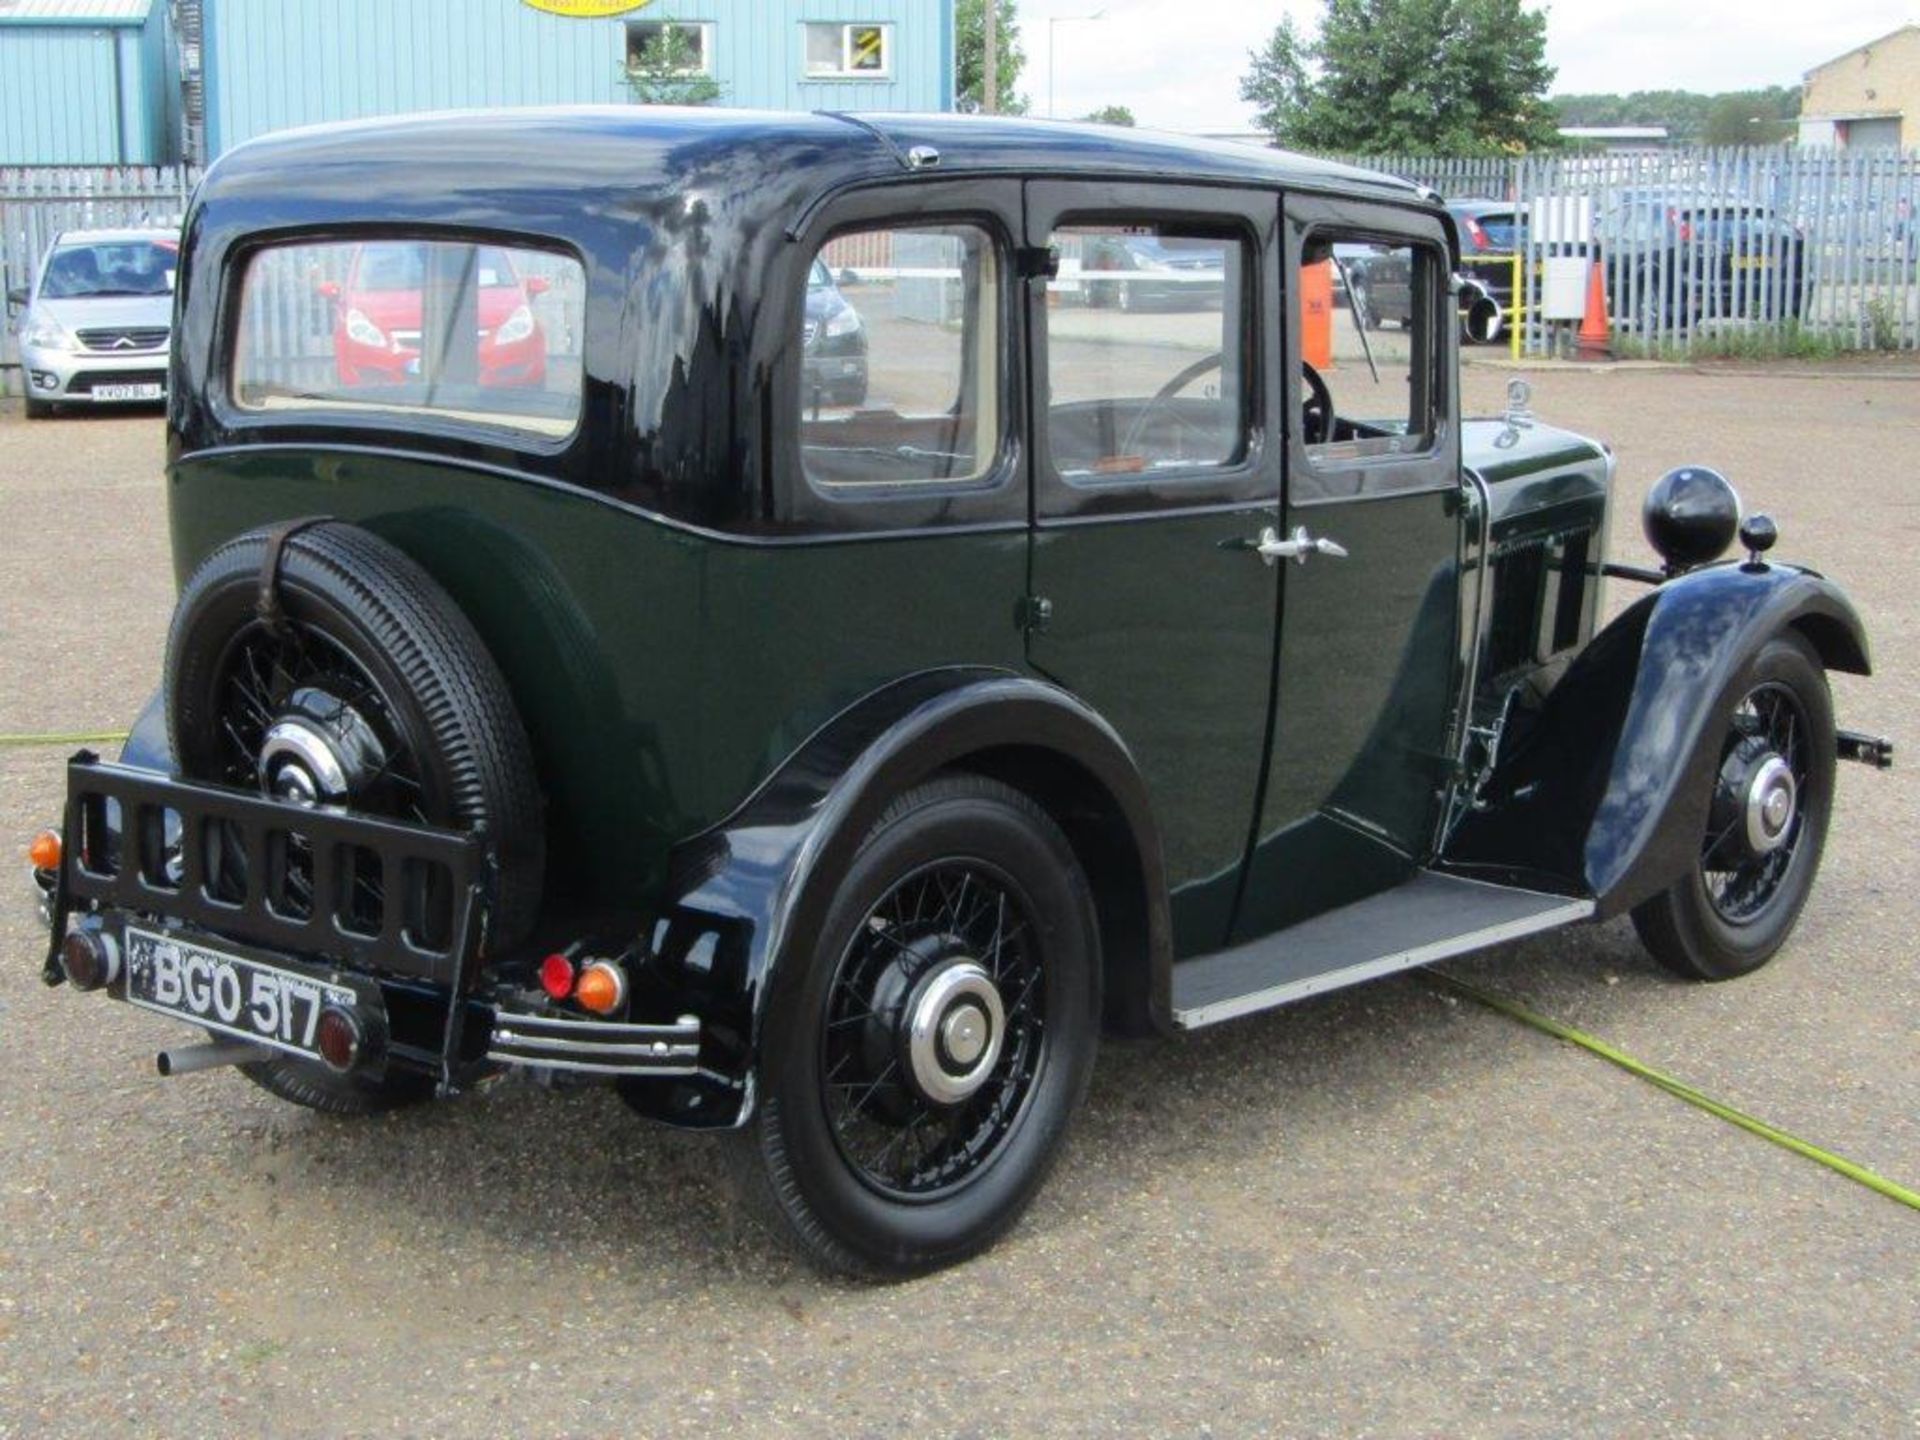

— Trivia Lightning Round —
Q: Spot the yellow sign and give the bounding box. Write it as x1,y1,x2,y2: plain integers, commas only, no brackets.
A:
522,0,652,17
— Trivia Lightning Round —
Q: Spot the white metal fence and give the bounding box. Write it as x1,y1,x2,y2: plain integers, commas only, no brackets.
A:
1323,146,1920,355
9,148,1920,380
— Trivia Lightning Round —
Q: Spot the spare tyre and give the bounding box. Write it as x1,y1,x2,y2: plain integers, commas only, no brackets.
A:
165,521,546,1109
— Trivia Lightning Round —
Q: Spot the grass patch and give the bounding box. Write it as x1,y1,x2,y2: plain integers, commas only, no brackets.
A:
1612,321,1860,363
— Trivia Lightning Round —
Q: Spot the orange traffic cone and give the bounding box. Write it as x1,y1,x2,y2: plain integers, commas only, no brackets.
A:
1576,258,1611,360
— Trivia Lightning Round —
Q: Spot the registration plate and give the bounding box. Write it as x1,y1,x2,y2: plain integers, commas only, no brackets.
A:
124,926,360,1060
93,383,163,401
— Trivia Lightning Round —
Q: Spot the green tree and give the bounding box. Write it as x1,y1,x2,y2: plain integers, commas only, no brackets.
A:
1081,104,1136,126
623,21,722,107
1550,87,1799,145
955,0,1029,114
1242,0,1558,155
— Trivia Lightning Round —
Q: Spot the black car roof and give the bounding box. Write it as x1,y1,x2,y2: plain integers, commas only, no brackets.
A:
202,105,1429,224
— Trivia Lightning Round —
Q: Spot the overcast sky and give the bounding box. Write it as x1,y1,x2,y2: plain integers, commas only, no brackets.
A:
1024,1,1920,133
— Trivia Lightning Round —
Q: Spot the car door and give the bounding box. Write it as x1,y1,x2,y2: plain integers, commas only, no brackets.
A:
1023,181,1282,957
1230,194,1464,942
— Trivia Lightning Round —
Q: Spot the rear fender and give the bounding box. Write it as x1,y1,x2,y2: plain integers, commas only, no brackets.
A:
643,669,1173,1118
1448,561,1870,917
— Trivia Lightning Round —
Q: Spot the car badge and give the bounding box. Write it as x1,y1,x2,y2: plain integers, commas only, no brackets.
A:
112,335,137,349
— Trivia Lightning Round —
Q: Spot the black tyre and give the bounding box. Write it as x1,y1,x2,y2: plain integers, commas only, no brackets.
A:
1632,633,1834,982
166,521,545,1114
729,774,1101,1278
23,396,52,420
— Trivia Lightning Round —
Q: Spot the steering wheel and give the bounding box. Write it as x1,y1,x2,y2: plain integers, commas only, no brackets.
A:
1120,352,1224,459
1300,361,1334,446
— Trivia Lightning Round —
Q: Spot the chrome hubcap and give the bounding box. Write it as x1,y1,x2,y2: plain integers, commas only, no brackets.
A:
255,686,387,808
1744,754,1797,855
904,959,1005,1106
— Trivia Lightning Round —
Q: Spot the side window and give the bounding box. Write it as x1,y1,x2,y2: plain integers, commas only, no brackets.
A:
1304,236,1438,463
1044,224,1249,480
798,222,1002,489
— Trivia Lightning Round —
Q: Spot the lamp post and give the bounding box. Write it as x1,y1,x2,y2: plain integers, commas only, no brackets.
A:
1048,10,1106,119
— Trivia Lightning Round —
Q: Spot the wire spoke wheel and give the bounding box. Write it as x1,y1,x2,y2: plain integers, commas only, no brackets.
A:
1632,633,1835,983
820,860,1048,1199
1698,681,1811,926
732,775,1100,1276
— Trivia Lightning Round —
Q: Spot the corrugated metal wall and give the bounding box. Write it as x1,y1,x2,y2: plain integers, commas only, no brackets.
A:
0,26,131,164
204,0,953,157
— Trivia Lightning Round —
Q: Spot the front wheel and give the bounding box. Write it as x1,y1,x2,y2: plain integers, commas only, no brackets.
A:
729,775,1100,1277
1632,633,1835,981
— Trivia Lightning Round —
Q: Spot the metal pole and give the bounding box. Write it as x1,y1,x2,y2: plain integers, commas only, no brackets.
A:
984,0,998,114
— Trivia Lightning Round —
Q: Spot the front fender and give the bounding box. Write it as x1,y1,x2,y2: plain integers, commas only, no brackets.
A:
643,668,1173,1119
1450,561,1870,917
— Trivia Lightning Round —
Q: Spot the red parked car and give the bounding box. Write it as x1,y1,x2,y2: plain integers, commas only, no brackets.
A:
320,241,549,388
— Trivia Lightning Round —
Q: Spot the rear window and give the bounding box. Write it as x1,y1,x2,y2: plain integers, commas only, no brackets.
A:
230,238,584,440
1474,215,1520,249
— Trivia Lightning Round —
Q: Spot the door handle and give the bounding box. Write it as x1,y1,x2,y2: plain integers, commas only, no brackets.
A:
1256,525,1349,567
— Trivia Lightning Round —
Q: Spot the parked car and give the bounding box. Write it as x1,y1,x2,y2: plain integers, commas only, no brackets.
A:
30,110,1888,1279
1343,201,1518,344
1081,232,1227,311
6,228,178,418
1596,191,1807,330
801,257,868,406
318,240,549,390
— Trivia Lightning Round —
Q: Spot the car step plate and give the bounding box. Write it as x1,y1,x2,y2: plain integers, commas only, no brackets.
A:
1171,871,1593,1029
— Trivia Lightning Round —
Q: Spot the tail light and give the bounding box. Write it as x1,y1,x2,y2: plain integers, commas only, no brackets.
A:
314,1006,364,1073
1463,216,1489,251
538,952,577,1001
60,929,120,991
573,960,627,1016
1667,208,1694,244
28,829,62,872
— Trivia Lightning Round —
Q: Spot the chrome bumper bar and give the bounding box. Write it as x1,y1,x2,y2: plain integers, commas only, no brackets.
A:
487,1009,702,1076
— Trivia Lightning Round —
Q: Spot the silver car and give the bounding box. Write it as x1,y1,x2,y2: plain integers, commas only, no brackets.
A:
8,228,179,417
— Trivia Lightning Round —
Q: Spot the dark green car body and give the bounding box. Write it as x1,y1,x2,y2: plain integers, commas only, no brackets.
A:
50,108,1871,1133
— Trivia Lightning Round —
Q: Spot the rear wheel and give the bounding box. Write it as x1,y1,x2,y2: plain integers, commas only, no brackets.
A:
166,521,545,1114
729,775,1100,1277
1632,634,1834,981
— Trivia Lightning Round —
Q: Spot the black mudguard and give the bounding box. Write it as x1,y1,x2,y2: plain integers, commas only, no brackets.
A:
640,668,1174,1120
1448,561,1870,918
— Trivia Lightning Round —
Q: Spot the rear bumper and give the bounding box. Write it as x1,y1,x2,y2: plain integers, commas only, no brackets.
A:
43,754,725,1106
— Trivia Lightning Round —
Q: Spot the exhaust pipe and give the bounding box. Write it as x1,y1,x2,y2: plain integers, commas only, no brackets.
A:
156,1039,272,1077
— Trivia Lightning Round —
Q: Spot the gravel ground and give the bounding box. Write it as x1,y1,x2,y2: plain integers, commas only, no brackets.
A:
1,364,1916,1438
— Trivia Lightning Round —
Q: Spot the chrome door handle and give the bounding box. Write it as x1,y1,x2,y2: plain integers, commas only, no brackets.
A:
1256,525,1349,567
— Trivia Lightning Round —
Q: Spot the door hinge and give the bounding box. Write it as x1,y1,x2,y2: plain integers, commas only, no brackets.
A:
1019,594,1054,633
1016,245,1061,281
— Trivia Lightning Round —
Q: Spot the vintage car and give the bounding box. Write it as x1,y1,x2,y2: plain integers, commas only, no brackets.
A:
29,109,1891,1278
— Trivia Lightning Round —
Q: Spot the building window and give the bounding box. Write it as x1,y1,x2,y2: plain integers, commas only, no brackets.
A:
627,21,713,77
803,22,891,79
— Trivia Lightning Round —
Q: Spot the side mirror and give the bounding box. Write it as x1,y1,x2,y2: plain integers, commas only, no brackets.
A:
5,287,27,314
522,276,549,297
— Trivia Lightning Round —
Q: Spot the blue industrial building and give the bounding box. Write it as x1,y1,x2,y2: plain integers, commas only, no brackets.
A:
0,0,178,165
200,1,956,156
0,0,957,166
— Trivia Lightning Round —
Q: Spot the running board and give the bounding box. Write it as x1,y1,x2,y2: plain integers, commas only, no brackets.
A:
1171,871,1593,1030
